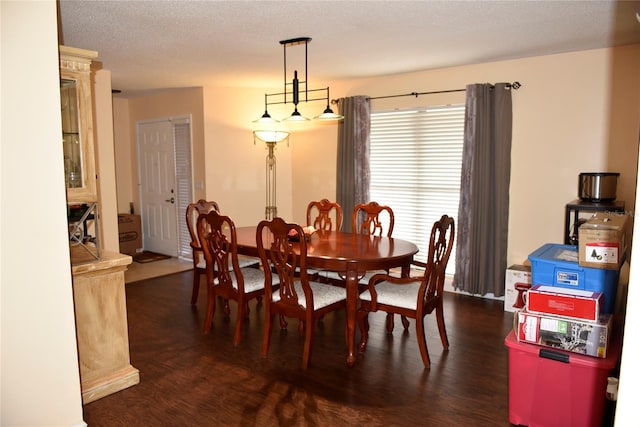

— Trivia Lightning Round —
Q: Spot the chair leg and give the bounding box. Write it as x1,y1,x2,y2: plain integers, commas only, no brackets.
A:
415,316,431,368
401,315,410,330
279,314,288,330
301,317,314,369
203,287,216,333
190,270,201,305
261,311,273,357
385,313,395,333
357,309,370,352
436,302,449,350
233,298,245,346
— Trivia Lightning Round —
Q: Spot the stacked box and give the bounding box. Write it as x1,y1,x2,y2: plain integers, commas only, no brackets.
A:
579,212,629,270
516,311,612,358
118,214,142,255
526,285,603,322
504,264,532,312
528,243,618,314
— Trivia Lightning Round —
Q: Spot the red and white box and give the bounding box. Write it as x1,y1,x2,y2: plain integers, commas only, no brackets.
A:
504,264,532,313
526,284,603,322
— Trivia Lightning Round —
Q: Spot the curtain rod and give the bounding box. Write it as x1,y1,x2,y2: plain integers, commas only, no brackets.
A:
369,81,521,101
331,81,521,104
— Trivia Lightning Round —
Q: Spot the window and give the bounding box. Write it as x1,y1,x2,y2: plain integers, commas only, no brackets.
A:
370,105,464,274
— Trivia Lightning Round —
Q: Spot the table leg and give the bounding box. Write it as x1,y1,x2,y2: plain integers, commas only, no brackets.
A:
345,262,359,367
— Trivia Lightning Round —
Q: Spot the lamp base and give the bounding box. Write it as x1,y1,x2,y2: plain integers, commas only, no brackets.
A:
265,206,277,220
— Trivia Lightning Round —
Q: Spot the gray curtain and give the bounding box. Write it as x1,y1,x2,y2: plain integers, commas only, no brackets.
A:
454,83,513,296
336,96,371,232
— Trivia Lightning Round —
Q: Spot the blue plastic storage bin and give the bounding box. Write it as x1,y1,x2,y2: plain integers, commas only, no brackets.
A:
528,243,618,314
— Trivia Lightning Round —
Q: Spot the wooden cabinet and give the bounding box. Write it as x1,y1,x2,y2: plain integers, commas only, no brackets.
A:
71,250,139,404
60,45,98,203
61,46,139,403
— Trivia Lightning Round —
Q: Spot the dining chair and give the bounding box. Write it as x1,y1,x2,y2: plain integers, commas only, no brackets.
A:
324,201,395,285
197,210,266,346
256,217,347,369
306,198,343,232
186,200,259,304
352,201,395,238
305,199,343,279
186,199,220,304
357,214,455,368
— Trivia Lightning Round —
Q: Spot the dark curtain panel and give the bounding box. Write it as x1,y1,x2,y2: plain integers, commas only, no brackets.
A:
454,83,513,296
336,96,371,232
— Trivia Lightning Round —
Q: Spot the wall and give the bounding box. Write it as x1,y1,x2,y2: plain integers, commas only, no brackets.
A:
113,45,639,269
117,87,206,214
292,46,640,269
113,96,133,213
202,85,293,226
94,68,119,251
1,1,85,425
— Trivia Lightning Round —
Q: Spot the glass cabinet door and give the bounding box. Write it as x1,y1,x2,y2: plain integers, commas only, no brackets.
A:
59,45,98,203
61,79,84,189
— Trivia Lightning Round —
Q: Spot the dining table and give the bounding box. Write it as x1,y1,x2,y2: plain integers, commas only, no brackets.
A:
234,226,419,367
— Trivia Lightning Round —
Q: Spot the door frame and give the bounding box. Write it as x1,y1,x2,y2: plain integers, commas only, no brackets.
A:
136,115,193,256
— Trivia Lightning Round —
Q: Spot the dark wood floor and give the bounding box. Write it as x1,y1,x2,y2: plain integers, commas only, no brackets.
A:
82,270,515,426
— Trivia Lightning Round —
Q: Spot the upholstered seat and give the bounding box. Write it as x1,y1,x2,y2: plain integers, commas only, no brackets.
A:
357,214,455,368
257,217,347,369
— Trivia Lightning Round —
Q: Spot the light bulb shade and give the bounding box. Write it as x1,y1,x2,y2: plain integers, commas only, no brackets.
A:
253,111,279,124
283,108,310,122
314,106,344,121
253,130,290,144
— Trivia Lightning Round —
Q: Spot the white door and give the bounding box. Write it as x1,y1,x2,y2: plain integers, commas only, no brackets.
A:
137,120,178,256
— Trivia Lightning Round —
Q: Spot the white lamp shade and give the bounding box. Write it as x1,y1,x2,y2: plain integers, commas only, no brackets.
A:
253,130,290,143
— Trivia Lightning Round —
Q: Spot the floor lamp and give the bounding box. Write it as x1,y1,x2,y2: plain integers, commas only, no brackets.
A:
253,130,289,219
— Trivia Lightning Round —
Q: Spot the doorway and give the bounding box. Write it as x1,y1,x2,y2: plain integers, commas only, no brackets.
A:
137,116,193,257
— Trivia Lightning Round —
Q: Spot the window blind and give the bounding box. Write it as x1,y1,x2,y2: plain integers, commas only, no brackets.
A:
173,120,193,260
370,105,464,273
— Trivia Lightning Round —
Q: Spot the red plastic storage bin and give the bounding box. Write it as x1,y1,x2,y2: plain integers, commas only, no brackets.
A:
504,330,619,427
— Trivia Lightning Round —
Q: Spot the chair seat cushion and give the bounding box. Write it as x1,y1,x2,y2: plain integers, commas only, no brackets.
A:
214,266,266,293
272,281,346,310
323,269,387,284
237,255,260,269
360,280,421,310
197,255,259,271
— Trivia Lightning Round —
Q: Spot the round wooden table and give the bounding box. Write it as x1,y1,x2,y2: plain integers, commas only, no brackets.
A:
235,226,419,366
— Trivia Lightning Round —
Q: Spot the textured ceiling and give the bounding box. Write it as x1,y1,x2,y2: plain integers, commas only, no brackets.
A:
58,0,640,97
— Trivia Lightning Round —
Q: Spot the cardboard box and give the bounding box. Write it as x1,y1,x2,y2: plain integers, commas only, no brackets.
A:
118,214,142,255
579,212,629,270
505,330,618,427
516,311,612,358
528,243,619,314
504,264,532,312
526,284,603,322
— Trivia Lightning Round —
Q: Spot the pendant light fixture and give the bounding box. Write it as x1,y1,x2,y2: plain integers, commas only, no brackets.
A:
253,37,342,219
254,37,344,123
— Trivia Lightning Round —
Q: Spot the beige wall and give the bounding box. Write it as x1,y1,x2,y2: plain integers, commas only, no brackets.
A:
113,45,639,269
115,88,206,215
94,68,119,252
294,46,640,268
1,1,85,425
